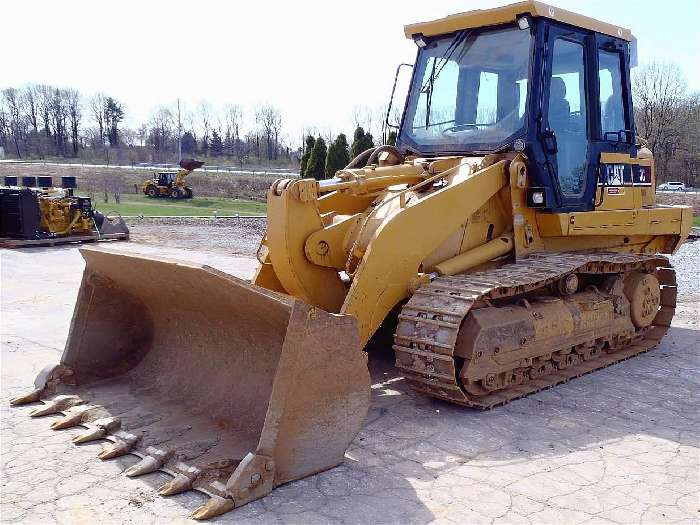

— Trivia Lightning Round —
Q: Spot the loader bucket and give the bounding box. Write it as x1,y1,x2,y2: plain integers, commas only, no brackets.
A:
179,158,204,171
17,247,370,519
93,211,129,237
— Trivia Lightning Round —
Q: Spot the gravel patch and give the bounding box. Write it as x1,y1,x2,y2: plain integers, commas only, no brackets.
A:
669,239,699,300
127,217,267,256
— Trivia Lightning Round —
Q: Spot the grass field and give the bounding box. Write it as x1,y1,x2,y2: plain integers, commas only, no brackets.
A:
0,163,279,201
94,194,266,216
694,216,700,227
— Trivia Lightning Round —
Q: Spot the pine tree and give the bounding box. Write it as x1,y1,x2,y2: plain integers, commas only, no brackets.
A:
350,126,365,159
210,130,224,157
325,133,351,178
335,133,350,167
199,136,209,157
324,141,337,178
305,137,327,180
224,130,234,157
387,130,397,146
181,131,196,155
350,126,375,159
300,135,315,175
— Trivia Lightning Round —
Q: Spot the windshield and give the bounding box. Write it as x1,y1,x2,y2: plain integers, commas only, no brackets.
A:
399,25,533,154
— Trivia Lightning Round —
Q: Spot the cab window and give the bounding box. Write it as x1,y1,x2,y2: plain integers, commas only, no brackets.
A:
548,38,588,196
598,49,627,135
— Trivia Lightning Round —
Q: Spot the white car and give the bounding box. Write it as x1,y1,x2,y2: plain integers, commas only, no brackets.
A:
657,181,686,191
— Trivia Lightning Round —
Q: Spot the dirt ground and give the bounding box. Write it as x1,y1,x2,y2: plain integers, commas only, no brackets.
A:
1,229,698,524
127,217,267,256
656,192,700,215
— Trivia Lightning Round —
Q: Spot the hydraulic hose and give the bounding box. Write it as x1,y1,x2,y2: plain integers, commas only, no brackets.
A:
367,145,404,166
345,144,405,170
345,147,377,169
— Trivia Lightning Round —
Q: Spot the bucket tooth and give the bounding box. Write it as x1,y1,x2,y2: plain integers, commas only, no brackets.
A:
72,417,121,444
125,456,161,477
29,395,83,417
51,412,83,430
226,453,274,507
50,405,97,430
98,435,138,460
124,448,167,477
10,389,42,406
158,473,193,496
191,495,236,520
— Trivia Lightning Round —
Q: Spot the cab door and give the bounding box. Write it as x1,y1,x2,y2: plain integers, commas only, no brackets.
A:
590,35,638,209
543,25,596,211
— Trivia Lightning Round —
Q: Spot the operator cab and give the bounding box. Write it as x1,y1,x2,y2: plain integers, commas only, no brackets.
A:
155,172,176,187
398,2,641,213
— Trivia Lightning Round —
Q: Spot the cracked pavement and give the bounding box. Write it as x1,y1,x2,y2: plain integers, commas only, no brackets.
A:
1,241,699,524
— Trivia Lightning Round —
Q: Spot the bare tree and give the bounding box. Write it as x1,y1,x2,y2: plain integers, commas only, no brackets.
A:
89,93,106,145
255,104,282,160
147,106,175,161
2,88,24,157
37,85,53,139
66,88,81,156
198,102,212,155
0,108,9,151
225,104,243,158
375,103,400,144
120,128,138,148
21,85,39,133
633,62,688,179
322,125,335,146
271,109,283,160
50,89,71,155
350,104,375,135
350,105,363,129
136,123,148,147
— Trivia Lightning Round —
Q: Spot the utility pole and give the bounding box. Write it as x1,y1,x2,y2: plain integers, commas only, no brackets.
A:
177,98,182,161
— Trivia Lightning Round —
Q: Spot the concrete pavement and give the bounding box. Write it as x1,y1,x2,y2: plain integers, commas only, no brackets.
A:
1,243,698,524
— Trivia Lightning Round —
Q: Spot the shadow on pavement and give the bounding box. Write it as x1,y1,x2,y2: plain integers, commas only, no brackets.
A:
362,324,699,469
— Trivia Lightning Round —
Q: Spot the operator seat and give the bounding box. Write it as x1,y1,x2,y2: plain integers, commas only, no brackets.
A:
548,77,570,130
602,95,624,134
548,77,585,194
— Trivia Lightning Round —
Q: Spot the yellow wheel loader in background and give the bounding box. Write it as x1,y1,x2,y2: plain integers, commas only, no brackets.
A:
142,158,203,199
12,1,693,519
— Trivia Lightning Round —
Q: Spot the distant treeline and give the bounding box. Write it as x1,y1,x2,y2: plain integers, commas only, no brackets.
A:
0,86,295,167
1,60,698,184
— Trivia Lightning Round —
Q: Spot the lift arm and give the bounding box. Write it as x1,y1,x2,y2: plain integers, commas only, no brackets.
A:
260,160,509,346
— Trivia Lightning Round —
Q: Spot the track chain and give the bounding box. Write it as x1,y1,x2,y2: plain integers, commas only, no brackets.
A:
393,252,677,408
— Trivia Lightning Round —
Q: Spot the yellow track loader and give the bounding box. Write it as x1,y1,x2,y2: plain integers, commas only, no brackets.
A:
12,1,692,519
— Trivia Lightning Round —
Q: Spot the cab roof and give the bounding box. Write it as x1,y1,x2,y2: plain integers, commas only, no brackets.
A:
404,1,632,42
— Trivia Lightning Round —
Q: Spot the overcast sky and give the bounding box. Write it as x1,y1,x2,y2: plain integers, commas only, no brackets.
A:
5,0,699,140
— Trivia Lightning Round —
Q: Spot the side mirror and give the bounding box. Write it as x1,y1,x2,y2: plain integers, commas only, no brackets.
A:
542,129,558,155
385,63,413,130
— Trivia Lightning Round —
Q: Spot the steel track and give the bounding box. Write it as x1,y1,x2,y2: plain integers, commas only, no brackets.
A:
393,252,677,408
